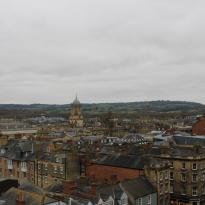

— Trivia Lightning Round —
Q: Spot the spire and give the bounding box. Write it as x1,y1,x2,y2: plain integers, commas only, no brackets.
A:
73,94,80,105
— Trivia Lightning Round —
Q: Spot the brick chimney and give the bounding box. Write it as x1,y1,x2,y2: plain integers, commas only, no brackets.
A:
16,190,25,205
89,183,97,195
63,180,78,194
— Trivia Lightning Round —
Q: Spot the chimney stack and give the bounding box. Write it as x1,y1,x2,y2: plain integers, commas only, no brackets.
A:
16,190,25,205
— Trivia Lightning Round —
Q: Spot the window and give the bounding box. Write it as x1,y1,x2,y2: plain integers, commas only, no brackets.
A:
181,173,186,182
182,162,186,169
121,197,128,205
160,172,163,181
56,157,62,163
60,166,64,175
147,195,151,204
165,197,169,205
53,165,57,173
181,187,186,195
202,184,205,194
44,163,48,170
160,184,163,194
170,161,173,168
170,172,174,180
138,198,142,205
0,149,5,154
44,176,48,184
165,171,169,179
165,183,169,193
192,174,198,182
8,160,12,166
21,162,27,169
202,172,205,181
192,187,197,196
193,163,197,170
38,164,41,169
7,160,13,170
170,185,174,193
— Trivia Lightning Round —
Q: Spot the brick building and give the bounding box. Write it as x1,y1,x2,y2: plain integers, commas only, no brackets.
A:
192,116,205,135
86,154,144,184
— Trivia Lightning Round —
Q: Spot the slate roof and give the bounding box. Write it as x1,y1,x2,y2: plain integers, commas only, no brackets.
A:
19,181,44,193
96,154,144,169
46,181,63,193
37,152,66,164
0,187,54,205
97,184,124,204
147,145,205,158
145,146,162,156
173,135,205,146
170,147,205,157
0,140,36,161
120,177,156,199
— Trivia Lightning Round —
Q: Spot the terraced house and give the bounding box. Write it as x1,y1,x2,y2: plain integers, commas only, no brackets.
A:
35,147,80,188
0,140,36,183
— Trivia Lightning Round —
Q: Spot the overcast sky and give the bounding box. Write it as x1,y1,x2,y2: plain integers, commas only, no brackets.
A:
0,0,205,104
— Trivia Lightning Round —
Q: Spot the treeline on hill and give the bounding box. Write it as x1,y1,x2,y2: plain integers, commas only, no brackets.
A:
0,101,204,119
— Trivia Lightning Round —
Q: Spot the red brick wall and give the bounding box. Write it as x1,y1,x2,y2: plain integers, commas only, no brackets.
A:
86,164,143,183
192,118,205,135
63,180,78,194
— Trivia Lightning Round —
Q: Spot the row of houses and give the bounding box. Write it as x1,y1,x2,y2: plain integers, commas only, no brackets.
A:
1,133,205,205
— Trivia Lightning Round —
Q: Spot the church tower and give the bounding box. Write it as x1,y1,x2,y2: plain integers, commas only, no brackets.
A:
69,95,84,127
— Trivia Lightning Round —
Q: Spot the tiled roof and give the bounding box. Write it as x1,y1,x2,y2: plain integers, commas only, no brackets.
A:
120,177,156,199
96,154,144,169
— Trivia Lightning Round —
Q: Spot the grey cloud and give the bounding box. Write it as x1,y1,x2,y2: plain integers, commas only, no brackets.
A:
0,0,205,104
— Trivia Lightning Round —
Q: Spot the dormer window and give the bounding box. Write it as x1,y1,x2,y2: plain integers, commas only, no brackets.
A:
0,149,5,154
56,158,62,163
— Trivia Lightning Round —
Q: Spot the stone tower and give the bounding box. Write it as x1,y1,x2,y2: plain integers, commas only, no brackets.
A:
69,95,84,127
65,147,80,180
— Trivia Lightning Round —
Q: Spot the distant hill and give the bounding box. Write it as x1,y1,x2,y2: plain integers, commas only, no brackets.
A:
0,101,204,119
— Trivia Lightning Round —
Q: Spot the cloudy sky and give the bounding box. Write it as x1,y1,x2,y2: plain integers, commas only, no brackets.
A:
0,0,205,104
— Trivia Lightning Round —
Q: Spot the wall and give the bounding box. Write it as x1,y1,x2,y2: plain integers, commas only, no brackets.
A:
86,164,143,183
192,118,205,135
135,193,157,205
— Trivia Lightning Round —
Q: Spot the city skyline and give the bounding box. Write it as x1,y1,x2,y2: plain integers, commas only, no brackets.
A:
0,0,205,104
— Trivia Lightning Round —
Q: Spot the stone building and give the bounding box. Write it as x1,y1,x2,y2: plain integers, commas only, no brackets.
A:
144,158,170,205
69,96,84,128
35,147,80,188
150,145,205,205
